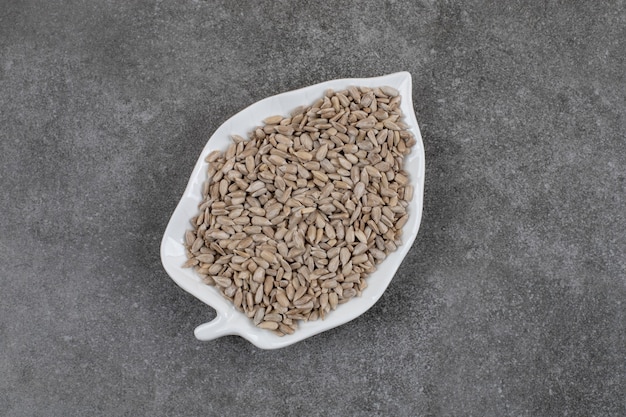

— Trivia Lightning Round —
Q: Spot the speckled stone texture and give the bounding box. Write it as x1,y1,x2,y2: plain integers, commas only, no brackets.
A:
1,1,625,416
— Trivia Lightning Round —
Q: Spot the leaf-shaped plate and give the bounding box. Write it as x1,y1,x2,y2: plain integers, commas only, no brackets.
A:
160,72,425,349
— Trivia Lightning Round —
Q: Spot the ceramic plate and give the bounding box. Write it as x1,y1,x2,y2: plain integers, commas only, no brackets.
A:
160,71,425,349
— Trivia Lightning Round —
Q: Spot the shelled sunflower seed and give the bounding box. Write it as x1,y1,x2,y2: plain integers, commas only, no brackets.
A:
183,85,416,336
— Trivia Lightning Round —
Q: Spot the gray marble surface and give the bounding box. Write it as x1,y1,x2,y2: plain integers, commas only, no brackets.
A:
2,1,625,416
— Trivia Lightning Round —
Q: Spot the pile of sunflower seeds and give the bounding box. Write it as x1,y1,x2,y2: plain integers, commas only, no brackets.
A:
183,85,416,336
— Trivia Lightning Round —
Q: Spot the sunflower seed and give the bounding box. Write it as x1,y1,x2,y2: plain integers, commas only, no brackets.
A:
264,115,283,125
258,320,279,330
380,86,399,97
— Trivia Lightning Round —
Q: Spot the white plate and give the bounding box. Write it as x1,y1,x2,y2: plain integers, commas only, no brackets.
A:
160,72,425,349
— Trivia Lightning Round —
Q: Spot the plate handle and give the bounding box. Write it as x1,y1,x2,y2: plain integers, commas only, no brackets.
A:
194,313,231,341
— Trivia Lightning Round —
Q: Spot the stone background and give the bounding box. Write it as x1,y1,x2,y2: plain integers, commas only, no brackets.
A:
1,1,625,416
